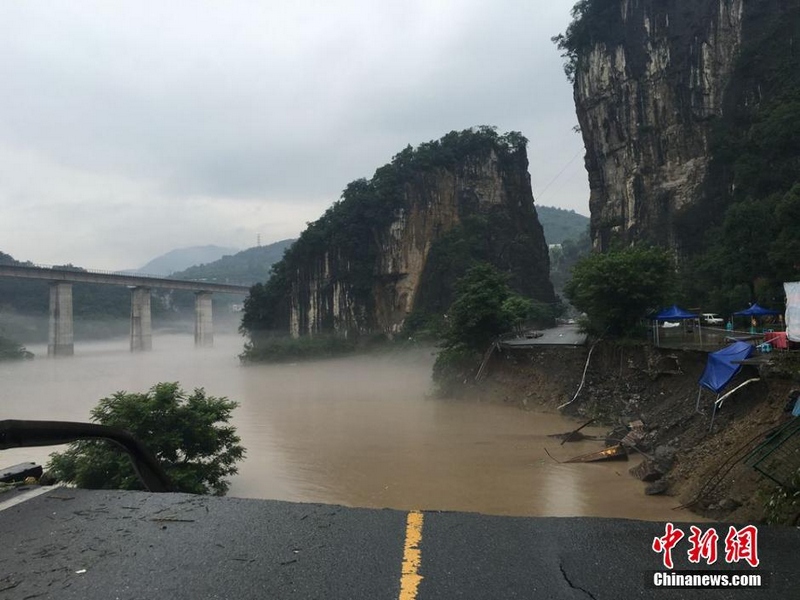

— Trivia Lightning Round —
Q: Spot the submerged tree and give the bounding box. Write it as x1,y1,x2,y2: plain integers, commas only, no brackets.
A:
48,383,245,495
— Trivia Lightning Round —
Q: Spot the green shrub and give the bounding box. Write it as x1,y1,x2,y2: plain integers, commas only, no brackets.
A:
564,246,673,337
432,344,481,397
48,383,245,495
0,334,33,361
239,334,358,363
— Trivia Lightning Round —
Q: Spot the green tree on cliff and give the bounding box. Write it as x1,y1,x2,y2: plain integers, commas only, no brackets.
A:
433,263,551,394
444,263,515,351
679,183,800,313
716,196,777,300
240,126,554,359
565,246,673,336
48,383,245,495
552,0,619,81
769,184,800,281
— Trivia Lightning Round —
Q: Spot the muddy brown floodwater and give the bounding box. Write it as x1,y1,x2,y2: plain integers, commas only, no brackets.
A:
1,332,703,521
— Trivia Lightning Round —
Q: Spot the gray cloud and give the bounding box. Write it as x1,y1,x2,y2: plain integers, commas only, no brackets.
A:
0,0,586,269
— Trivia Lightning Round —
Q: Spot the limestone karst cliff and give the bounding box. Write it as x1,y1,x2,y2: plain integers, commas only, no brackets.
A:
242,128,556,339
561,0,799,255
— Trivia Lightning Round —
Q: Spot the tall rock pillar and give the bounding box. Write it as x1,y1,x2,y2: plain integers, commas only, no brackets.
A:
48,282,74,357
194,292,213,347
130,286,153,352
571,0,746,252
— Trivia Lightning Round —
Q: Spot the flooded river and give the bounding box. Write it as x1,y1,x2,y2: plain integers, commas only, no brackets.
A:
1,332,701,521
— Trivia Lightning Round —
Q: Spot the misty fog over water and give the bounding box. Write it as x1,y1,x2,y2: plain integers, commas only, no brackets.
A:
0,332,700,521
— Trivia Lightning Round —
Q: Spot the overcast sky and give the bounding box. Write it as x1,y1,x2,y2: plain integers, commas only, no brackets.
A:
0,0,587,270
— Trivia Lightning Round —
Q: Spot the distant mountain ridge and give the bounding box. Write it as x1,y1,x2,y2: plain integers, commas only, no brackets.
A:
536,205,589,245
135,245,240,276
169,239,295,285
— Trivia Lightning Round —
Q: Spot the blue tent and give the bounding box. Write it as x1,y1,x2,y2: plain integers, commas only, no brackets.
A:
698,341,757,430
652,305,699,321
734,303,781,317
651,305,700,347
699,341,755,393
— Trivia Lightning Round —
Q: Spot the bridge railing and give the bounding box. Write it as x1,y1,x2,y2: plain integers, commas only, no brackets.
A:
28,262,163,279
14,262,254,288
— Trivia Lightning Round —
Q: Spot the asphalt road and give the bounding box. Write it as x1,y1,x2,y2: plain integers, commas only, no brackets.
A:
0,488,797,599
500,324,588,347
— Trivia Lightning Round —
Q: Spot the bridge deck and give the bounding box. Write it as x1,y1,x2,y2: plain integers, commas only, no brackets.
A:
0,264,250,294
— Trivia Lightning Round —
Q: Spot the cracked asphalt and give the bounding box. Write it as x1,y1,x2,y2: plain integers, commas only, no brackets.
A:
0,488,797,599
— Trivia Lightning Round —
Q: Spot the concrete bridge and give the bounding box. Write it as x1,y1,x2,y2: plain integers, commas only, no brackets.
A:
0,264,250,356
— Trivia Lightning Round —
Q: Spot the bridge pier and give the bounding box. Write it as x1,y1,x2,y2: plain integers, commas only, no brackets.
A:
130,287,152,352
1,264,249,354
194,291,213,347
47,282,74,357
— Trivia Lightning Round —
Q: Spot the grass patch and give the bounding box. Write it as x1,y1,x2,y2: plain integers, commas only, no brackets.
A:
239,334,360,363
0,334,33,361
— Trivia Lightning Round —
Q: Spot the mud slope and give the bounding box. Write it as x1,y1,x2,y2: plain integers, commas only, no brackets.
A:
476,342,798,522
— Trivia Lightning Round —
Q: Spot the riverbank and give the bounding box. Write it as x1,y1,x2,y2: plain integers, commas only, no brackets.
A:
472,340,799,523
2,335,692,520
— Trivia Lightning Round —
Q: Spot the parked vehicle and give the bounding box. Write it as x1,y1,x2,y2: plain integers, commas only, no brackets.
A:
701,313,724,326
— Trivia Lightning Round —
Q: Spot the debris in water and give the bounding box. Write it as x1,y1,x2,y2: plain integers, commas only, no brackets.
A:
549,418,597,445
564,444,628,463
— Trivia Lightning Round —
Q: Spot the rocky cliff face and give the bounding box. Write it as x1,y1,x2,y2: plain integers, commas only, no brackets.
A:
570,0,786,253
262,130,555,338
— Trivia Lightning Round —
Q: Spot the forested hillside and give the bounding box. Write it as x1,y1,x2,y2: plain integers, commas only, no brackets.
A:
536,206,589,245
170,239,294,285
136,245,239,276
549,227,591,299
163,239,295,316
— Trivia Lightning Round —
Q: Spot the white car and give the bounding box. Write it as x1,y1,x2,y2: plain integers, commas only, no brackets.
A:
701,313,724,326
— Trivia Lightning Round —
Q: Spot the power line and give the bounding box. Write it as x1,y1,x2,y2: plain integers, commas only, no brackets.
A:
534,148,583,202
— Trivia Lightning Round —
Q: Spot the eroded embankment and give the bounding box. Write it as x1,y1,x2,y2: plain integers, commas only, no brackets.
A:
475,341,798,522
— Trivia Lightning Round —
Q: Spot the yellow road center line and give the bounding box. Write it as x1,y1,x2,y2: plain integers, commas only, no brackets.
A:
399,510,424,600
